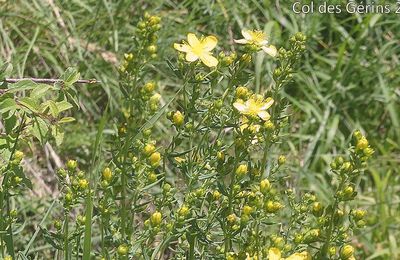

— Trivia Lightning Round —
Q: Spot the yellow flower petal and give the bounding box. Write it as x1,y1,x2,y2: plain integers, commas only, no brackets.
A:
241,29,252,41
261,45,278,57
234,39,249,44
185,52,199,62
257,111,271,121
174,43,191,52
268,247,282,260
201,36,218,51
199,53,218,67
187,33,200,46
261,97,274,110
233,102,247,112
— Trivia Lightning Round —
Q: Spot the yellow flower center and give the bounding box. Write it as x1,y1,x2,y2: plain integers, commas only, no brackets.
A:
248,30,266,44
246,99,264,116
190,42,205,56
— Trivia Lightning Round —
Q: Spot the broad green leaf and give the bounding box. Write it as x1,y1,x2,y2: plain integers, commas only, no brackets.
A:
58,117,75,124
18,97,40,113
51,125,64,146
0,98,17,113
7,80,37,93
62,67,80,87
4,114,17,134
30,84,54,99
30,117,49,145
47,100,59,117
56,100,73,113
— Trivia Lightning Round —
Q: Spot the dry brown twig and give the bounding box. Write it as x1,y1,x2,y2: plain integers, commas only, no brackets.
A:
4,78,100,84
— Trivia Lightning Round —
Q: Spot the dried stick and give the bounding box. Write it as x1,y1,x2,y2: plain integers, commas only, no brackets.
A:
4,78,100,84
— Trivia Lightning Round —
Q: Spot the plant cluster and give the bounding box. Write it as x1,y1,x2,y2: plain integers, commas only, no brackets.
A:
0,13,375,260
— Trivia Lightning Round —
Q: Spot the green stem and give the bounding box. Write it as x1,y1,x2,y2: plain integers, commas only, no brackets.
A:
64,215,69,260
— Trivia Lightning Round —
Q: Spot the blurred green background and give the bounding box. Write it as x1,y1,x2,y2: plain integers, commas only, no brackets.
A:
0,0,399,258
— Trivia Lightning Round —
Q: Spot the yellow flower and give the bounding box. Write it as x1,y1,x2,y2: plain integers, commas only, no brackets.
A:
285,251,312,260
234,29,277,57
268,248,312,260
174,33,218,67
233,95,274,121
268,248,281,260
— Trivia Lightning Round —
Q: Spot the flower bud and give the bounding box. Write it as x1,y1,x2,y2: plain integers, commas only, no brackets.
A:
352,209,366,220
264,121,275,130
102,167,112,181
147,171,157,182
143,143,156,156
14,151,24,162
353,130,362,140
144,82,156,92
216,151,225,162
340,245,354,259
178,205,190,218
312,202,323,217
147,45,157,54
227,214,237,224
149,152,161,167
235,86,249,99
172,111,184,127
66,160,77,170
213,190,221,200
356,137,368,150
329,247,336,256
242,205,253,215
278,155,286,165
79,179,89,190
117,244,128,256
150,211,162,226
260,179,271,194
235,164,248,177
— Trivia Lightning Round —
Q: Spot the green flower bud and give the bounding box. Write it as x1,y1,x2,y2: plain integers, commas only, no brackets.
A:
117,244,128,256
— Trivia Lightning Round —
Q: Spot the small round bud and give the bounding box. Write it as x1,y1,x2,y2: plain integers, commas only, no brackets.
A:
353,130,362,140
312,202,323,217
79,179,89,190
143,143,156,156
102,167,112,181
150,211,162,226
260,179,271,194
227,214,237,224
278,155,286,165
340,245,354,259
66,160,77,170
329,246,337,256
235,164,248,177
213,190,221,200
147,45,157,54
14,151,24,161
149,152,161,167
356,137,369,150
163,183,172,193
235,86,249,99
216,151,225,162
172,111,184,127
264,121,275,130
117,244,128,256
144,82,156,92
